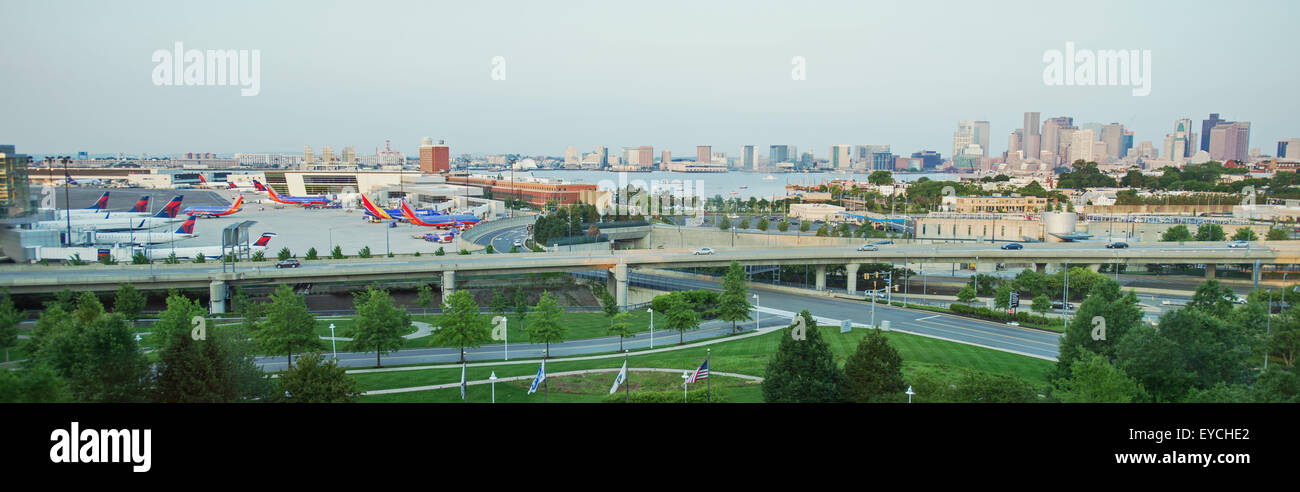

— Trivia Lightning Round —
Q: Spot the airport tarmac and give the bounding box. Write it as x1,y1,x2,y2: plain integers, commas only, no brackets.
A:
171,190,463,256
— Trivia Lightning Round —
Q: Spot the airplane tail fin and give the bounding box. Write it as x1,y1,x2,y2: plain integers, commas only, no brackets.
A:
88,192,109,210
253,180,267,191
199,175,208,184
131,195,150,213
253,232,277,247
154,195,183,218
175,215,197,235
360,194,392,219
225,195,243,214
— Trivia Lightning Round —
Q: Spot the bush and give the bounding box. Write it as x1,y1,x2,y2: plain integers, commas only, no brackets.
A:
193,254,206,263
251,251,266,262
357,246,372,258
603,386,730,403
277,247,292,261
650,290,720,319
305,247,319,260
435,247,445,256
458,249,470,255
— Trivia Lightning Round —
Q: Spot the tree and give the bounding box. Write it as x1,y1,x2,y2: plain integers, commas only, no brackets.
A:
416,284,435,315
717,215,731,230
305,247,319,260
762,310,845,402
608,311,632,352
1114,324,1196,402
512,287,529,333
150,292,207,354
154,319,273,403
433,290,490,363
357,246,372,258
815,224,829,237
717,261,753,334
1052,350,1146,403
112,284,146,323
527,291,566,356
950,371,1038,402
252,250,266,262
349,287,411,367
278,247,293,261
278,352,361,403
596,284,619,328
799,221,811,233
868,170,894,186
1031,294,1051,315
1266,228,1289,240
1268,304,1300,367
1232,227,1258,241
663,295,702,344
489,289,510,316
1187,279,1234,319
435,247,445,256
331,245,346,259
72,313,153,402
777,219,790,232
1194,223,1226,242
255,284,320,369
193,254,206,264
0,362,71,402
994,283,1013,311
955,285,977,304
756,217,769,231
0,291,23,363
1161,225,1192,242
131,252,150,264
739,218,751,230
1053,279,1143,380
842,329,905,402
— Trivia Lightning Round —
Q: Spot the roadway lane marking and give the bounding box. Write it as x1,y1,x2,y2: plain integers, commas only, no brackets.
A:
909,317,1059,348
916,315,941,321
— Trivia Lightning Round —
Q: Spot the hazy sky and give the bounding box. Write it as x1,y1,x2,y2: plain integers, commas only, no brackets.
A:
3,0,1296,159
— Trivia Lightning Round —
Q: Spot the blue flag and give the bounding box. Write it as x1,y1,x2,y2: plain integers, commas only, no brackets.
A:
528,359,546,395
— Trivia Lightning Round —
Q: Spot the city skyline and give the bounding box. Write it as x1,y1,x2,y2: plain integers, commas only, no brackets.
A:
2,0,1297,158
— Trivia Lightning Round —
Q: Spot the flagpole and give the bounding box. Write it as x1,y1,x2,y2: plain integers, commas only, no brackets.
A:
706,348,711,403
543,349,548,403
624,350,630,403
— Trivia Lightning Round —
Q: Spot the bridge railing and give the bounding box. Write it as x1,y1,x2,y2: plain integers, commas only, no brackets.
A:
461,214,538,244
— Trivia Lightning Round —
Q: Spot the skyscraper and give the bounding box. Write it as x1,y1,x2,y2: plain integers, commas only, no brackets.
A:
564,146,579,166
1100,123,1125,160
0,144,32,218
1022,112,1041,161
1279,138,1300,159
769,145,796,167
419,138,450,173
1068,130,1095,165
1201,113,1226,152
953,121,975,161
831,145,852,170
1209,122,1251,162
1041,116,1074,165
696,146,711,164
742,145,755,170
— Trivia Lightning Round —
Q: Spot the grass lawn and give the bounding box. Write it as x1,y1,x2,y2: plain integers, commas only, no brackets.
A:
352,324,1055,402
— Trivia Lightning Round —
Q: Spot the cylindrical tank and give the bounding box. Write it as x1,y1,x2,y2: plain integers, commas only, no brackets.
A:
1042,211,1077,242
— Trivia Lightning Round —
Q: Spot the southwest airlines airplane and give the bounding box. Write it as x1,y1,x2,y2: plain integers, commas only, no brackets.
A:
398,200,479,229
254,180,332,206
197,175,239,189
181,195,243,218
359,194,480,226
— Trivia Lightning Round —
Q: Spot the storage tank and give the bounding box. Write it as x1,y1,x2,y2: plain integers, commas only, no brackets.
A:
1042,211,1078,242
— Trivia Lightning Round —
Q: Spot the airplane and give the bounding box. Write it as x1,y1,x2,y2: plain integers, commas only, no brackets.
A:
54,192,112,217
255,180,332,206
197,174,240,189
34,196,185,231
181,195,243,218
86,215,198,245
357,193,475,223
142,232,278,260
398,200,478,229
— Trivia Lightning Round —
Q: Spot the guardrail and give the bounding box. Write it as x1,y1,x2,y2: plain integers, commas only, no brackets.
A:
461,214,537,244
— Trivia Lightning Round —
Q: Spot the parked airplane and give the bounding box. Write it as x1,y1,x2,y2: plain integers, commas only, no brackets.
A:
358,193,469,222
34,196,185,231
56,191,111,216
181,195,242,218
86,215,198,245
398,200,477,229
143,232,277,260
256,180,332,206
197,175,240,189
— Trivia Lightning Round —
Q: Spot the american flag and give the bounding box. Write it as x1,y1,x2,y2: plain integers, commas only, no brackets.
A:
686,359,709,384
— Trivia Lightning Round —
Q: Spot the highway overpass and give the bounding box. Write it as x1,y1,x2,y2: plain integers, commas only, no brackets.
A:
0,242,1293,313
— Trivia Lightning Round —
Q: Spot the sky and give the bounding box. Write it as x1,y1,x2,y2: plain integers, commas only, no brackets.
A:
2,0,1297,159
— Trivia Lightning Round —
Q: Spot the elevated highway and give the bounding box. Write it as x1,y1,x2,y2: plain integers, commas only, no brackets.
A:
0,242,1294,313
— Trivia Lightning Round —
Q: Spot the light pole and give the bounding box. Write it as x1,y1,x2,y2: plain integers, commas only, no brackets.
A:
681,370,691,402
906,385,915,403
647,307,654,349
752,293,759,331
329,323,337,361
489,371,497,403
1266,289,1272,370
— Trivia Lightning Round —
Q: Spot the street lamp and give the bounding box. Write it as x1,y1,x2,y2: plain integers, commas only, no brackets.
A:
906,385,916,403
752,293,759,332
681,370,691,402
329,323,337,361
646,307,654,349
489,371,498,403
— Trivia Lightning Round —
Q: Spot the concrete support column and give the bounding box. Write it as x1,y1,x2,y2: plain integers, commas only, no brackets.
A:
975,262,995,274
608,263,628,309
815,265,826,291
441,270,456,299
1253,260,1261,289
846,263,860,295
1206,263,1216,280
1087,264,1102,273
209,280,228,314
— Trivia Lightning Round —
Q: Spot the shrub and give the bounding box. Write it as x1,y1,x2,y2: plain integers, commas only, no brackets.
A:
603,386,730,403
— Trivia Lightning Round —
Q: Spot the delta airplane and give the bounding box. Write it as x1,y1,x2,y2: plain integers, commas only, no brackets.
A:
398,200,479,229
55,192,111,217
35,196,185,231
181,195,243,218
142,232,277,260
87,215,198,245
255,180,332,206
358,193,474,223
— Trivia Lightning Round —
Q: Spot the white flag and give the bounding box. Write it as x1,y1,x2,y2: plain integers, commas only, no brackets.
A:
609,360,628,395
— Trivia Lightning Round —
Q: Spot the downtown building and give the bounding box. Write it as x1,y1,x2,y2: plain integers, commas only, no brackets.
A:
419,138,450,174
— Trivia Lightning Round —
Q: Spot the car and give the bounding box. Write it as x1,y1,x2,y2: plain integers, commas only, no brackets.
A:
1227,240,1250,248
1000,243,1024,250
1105,241,1129,249
857,244,879,252
873,240,894,245
513,239,523,248
1050,301,1075,310
693,247,715,255
1006,321,1020,326
275,259,301,269
1229,295,1248,305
